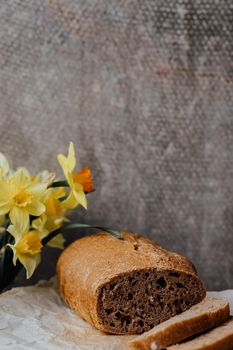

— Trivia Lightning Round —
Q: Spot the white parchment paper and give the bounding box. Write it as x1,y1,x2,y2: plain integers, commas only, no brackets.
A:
0,278,232,350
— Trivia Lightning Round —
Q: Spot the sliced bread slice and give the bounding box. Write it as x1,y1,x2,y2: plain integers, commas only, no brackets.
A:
167,317,233,350
129,297,230,350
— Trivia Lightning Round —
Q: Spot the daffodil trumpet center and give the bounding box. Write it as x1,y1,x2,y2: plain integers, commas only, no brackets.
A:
12,188,33,208
72,167,94,193
16,231,42,255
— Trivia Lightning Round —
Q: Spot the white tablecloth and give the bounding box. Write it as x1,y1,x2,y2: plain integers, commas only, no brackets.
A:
0,278,232,350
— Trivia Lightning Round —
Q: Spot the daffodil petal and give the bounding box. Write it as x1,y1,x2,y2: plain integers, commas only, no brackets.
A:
9,207,29,234
66,172,74,188
51,187,66,199
62,191,79,209
18,253,41,279
0,202,11,216
9,206,26,227
7,244,17,265
7,224,13,234
27,200,45,217
34,170,50,182
57,142,76,178
16,167,31,178
32,214,48,238
8,221,27,244
73,183,87,209
32,214,46,230
57,154,68,176
47,233,65,249
67,142,76,171
28,182,47,195
12,168,30,187
0,179,11,201
0,152,9,177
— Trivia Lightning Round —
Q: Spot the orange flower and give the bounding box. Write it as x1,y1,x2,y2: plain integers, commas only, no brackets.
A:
73,166,93,193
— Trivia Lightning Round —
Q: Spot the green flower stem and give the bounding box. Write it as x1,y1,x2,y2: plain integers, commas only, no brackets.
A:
42,223,122,246
50,180,95,195
51,180,69,187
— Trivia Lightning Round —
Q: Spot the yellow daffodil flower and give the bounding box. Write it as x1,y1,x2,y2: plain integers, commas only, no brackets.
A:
0,152,10,178
44,187,69,232
0,168,47,226
57,142,93,210
31,188,68,249
7,215,42,278
45,188,66,215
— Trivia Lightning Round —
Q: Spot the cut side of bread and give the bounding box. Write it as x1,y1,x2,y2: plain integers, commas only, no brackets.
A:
98,267,204,334
129,296,230,350
57,231,206,334
167,317,233,350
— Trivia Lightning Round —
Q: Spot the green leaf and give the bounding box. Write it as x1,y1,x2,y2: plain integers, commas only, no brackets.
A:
63,224,122,239
42,223,122,246
50,180,69,188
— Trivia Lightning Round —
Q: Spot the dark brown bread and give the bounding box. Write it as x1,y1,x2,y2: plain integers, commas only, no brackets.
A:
57,231,206,334
129,296,230,350
167,317,233,350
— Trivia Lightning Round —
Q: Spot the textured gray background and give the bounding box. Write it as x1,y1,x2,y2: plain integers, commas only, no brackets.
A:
1,0,233,290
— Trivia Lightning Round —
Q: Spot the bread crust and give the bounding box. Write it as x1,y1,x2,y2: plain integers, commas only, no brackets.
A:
167,318,233,350
129,296,230,350
57,231,206,334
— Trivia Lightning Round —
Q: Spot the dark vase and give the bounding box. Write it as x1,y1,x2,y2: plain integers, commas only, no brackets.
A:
0,246,22,292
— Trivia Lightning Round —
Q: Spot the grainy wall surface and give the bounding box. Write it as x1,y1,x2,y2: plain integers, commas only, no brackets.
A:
0,1,233,289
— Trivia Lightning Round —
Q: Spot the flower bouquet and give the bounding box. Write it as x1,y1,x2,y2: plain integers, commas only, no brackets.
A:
0,142,120,292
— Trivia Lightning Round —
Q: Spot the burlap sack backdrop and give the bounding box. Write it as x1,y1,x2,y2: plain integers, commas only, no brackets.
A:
0,1,232,289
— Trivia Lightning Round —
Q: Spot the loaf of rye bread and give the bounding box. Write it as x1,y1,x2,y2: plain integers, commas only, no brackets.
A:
129,296,230,349
56,231,206,334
